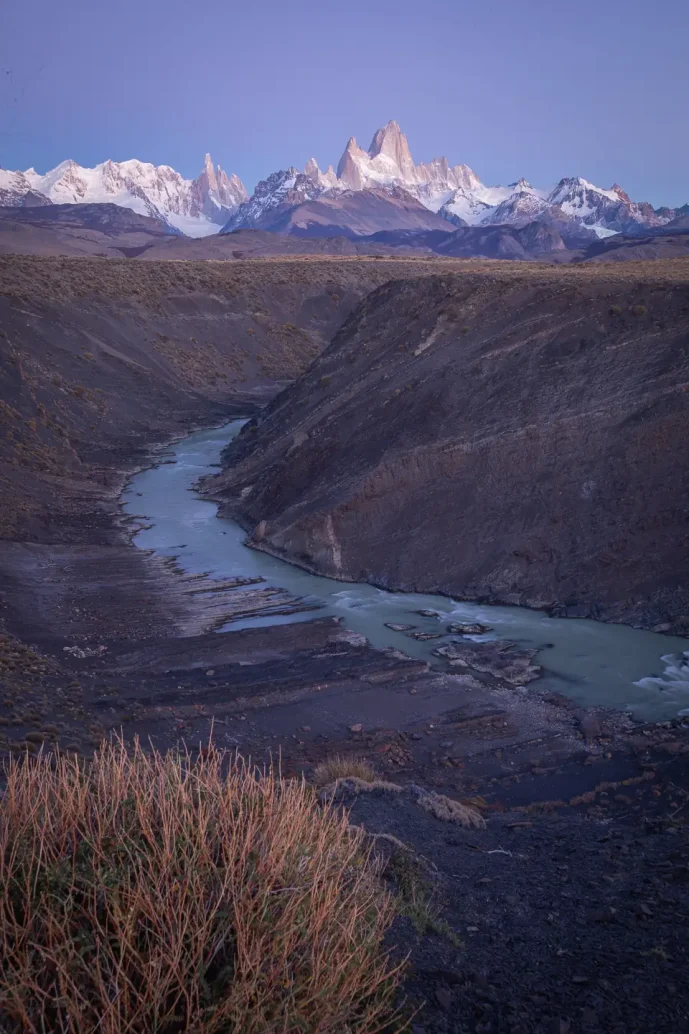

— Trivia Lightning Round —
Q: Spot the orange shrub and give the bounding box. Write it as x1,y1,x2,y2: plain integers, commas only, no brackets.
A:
0,739,404,1034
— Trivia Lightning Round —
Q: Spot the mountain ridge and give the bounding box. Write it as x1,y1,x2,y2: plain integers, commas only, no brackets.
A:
0,155,247,237
2,120,686,240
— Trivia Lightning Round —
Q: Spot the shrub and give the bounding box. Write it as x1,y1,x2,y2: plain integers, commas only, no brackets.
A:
314,754,377,787
415,789,486,828
609,304,622,316
319,374,331,388
632,304,647,317
0,739,403,1034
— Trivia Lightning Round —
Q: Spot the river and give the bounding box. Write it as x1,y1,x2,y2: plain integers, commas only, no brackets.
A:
122,421,689,722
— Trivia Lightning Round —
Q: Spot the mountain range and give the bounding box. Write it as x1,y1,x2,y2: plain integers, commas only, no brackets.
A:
1,121,687,242
0,154,247,237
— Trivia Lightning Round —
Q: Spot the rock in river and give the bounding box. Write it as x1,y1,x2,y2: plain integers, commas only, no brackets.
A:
433,639,541,685
446,622,493,635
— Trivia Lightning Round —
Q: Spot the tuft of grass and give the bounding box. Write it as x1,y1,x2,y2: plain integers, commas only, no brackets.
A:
319,374,331,388
631,304,647,317
609,304,623,316
0,738,405,1034
314,754,377,787
415,790,486,828
386,852,462,948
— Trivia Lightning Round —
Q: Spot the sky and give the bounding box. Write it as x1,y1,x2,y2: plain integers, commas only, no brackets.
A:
1,0,688,207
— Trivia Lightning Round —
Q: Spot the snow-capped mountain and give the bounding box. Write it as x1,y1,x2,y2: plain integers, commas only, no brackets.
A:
2,121,685,241
0,155,247,237
223,168,324,232
228,120,681,241
546,177,663,235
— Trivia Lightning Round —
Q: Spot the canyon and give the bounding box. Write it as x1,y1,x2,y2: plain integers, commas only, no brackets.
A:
1,254,689,1033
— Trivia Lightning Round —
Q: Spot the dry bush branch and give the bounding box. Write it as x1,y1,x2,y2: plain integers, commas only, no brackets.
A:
0,738,406,1034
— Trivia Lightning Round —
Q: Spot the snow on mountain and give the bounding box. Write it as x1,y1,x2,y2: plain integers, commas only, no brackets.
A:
0,169,51,208
546,177,663,235
229,119,668,240
303,158,339,190
0,156,247,237
478,189,550,228
223,168,324,232
3,121,682,240
235,120,684,240
335,121,485,212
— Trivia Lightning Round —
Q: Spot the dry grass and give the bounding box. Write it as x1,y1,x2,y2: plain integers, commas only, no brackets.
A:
0,738,405,1034
319,778,405,804
313,753,377,787
415,791,486,828
2,255,688,305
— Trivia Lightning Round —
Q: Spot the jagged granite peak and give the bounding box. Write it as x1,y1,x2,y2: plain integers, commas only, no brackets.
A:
336,137,372,190
202,152,218,195
303,158,339,190
368,120,416,180
191,154,248,222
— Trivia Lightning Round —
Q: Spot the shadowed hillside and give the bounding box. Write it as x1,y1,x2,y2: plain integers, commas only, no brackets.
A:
0,256,452,539
206,259,689,632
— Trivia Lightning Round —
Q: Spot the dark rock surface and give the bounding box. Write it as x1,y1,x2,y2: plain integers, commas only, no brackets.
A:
349,773,689,1034
206,264,689,632
433,640,541,686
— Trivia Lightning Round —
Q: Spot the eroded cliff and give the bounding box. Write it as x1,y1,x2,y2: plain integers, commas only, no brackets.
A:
207,261,689,630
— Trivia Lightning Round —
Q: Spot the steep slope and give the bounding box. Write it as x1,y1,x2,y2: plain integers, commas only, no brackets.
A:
582,228,689,263
224,172,449,238
0,256,454,540
261,186,452,237
0,204,178,256
222,170,323,232
206,261,689,631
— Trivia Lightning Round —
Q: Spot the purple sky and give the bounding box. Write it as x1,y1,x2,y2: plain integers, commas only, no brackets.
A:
1,0,687,206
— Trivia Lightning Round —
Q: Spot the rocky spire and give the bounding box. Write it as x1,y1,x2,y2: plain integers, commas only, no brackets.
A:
368,120,415,180
304,158,339,190
191,155,247,221
216,166,248,207
336,137,369,189
202,153,218,195
304,158,321,184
